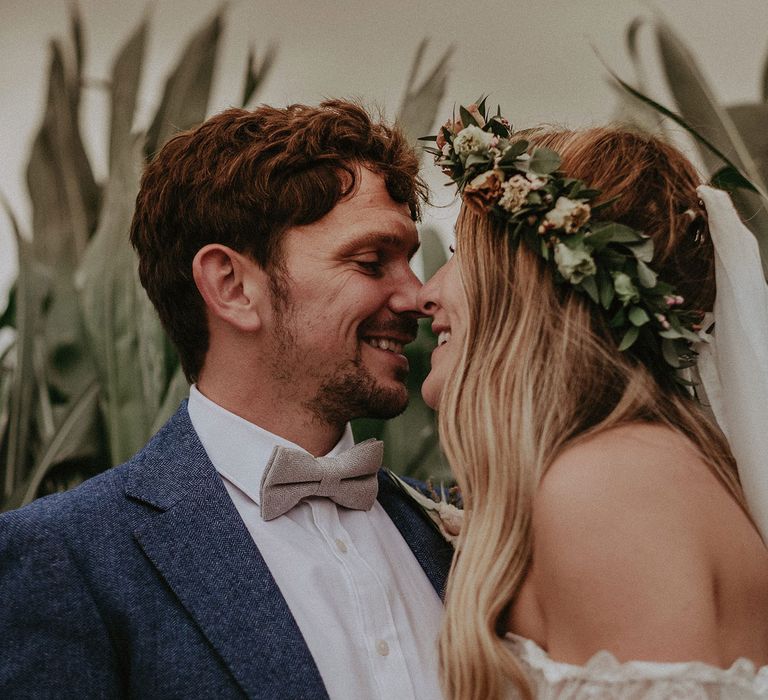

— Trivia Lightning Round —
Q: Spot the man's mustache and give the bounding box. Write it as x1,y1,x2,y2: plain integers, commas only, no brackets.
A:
358,317,419,343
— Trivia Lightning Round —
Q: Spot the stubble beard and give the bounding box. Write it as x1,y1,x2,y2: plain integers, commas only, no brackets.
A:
268,290,409,427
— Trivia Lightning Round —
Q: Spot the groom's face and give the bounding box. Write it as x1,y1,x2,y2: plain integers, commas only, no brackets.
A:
263,167,422,423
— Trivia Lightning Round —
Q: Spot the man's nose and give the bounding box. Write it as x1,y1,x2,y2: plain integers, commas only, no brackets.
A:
390,264,425,317
416,265,443,316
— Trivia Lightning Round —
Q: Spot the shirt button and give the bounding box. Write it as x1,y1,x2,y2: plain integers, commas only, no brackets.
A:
376,640,389,657
335,538,348,554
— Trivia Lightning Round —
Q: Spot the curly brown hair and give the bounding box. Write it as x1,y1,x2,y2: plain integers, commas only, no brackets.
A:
130,99,426,382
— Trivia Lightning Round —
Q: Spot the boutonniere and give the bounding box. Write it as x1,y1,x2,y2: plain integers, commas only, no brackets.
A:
387,471,463,545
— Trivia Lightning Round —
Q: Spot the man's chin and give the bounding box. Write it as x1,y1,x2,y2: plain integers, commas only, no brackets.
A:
309,369,409,424
363,383,409,419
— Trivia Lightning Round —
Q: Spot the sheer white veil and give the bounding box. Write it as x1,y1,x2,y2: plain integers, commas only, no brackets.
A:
695,184,768,542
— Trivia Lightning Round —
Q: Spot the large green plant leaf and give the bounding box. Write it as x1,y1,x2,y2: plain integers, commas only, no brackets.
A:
241,43,277,108
26,40,101,268
655,20,768,194
145,11,223,157
76,134,160,464
396,39,454,149
0,199,45,500
727,103,768,188
11,380,101,511
109,18,148,169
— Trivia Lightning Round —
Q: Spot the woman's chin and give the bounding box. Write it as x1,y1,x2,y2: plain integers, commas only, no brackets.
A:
421,373,442,410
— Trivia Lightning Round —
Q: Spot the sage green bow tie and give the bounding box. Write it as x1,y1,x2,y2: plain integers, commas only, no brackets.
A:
259,439,384,521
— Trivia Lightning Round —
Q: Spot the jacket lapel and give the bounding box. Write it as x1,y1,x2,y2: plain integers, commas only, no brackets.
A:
376,471,454,599
124,404,328,700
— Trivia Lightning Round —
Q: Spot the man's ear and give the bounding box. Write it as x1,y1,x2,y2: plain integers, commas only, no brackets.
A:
192,244,268,332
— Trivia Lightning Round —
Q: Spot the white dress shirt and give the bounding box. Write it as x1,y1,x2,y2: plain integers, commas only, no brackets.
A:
187,385,445,700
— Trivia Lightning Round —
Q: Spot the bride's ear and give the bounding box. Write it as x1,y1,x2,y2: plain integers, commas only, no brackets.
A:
192,244,268,333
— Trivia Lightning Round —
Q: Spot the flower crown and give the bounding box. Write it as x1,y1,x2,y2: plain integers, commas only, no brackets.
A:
421,98,704,372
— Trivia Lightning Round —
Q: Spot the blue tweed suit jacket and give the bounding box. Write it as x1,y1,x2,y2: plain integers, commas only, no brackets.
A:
0,403,453,699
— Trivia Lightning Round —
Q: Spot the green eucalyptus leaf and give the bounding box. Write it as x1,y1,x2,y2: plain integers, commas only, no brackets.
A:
624,238,654,263
501,140,529,163
459,104,478,128
628,306,650,326
598,270,614,309
636,260,658,288
528,147,561,175
659,328,684,339
661,338,682,367
590,221,643,244
610,307,627,328
487,118,509,138
465,153,490,168
618,325,640,351
581,275,599,304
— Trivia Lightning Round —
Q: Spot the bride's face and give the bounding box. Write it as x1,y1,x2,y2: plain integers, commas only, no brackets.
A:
417,254,468,409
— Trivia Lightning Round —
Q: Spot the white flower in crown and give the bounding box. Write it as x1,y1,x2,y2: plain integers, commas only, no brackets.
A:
498,174,532,213
526,173,548,190
452,125,494,156
554,242,596,284
545,196,591,233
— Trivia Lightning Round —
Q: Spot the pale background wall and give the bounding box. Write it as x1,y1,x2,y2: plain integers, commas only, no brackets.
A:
2,0,767,306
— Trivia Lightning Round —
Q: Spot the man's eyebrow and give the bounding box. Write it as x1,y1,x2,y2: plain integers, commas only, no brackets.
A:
339,232,421,259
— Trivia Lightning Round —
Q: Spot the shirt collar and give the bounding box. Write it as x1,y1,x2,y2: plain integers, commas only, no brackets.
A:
187,384,355,506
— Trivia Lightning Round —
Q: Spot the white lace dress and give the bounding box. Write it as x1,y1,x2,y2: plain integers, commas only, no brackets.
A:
504,633,768,699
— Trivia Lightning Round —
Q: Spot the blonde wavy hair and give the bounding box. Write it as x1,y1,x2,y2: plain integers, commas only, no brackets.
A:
437,127,749,700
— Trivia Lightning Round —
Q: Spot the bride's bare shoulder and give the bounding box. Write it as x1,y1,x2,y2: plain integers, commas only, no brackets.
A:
529,423,737,664
534,423,722,526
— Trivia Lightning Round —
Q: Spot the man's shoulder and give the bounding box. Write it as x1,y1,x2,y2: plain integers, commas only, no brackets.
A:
0,402,200,535
0,461,129,544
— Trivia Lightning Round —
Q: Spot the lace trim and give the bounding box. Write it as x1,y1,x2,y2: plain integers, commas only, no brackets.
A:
505,633,768,691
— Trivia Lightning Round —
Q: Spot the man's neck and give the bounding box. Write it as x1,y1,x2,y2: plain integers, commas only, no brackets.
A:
195,379,346,457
